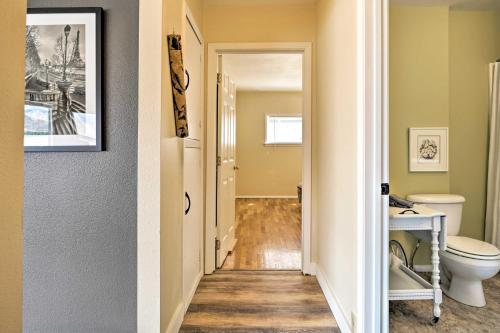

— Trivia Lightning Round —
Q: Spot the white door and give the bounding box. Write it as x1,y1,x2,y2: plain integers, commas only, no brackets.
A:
216,56,237,268
183,144,202,306
184,18,202,141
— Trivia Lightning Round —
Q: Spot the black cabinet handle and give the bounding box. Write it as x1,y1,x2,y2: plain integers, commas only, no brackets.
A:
185,192,191,215
185,70,190,90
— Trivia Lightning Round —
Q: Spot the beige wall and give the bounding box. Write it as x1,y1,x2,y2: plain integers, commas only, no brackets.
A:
160,0,188,331
316,0,359,329
186,0,203,28
389,6,500,260
449,10,500,240
389,6,451,259
0,0,26,331
138,0,163,330
236,91,302,197
389,6,451,197
203,3,316,43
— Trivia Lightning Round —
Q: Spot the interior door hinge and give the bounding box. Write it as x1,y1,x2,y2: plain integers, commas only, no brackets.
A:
217,73,222,84
215,239,221,250
381,183,390,196
217,156,222,167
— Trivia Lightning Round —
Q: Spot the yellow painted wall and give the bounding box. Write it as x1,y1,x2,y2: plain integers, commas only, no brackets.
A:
449,10,500,240
389,6,450,260
203,3,315,43
0,0,26,332
390,6,500,261
186,0,203,28
316,0,359,328
235,91,302,197
389,6,451,197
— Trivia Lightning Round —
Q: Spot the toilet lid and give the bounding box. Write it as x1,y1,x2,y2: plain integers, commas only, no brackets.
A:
446,236,500,260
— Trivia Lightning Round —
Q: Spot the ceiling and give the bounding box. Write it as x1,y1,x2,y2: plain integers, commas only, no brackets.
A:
390,0,500,10
204,0,315,5
223,54,303,91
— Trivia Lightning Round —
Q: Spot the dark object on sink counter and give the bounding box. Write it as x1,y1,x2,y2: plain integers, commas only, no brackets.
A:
389,194,414,208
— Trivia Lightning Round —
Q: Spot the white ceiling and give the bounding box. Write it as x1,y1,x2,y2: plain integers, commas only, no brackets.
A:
204,0,315,5
223,54,303,91
391,0,500,10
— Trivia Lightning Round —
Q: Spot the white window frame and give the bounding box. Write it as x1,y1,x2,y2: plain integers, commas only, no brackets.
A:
264,114,303,146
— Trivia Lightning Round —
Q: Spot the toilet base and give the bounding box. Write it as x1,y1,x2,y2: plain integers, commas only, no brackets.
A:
443,276,486,307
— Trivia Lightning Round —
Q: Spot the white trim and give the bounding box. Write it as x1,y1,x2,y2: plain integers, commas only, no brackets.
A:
137,0,162,331
235,195,298,199
164,302,184,333
356,0,386,332
205,43,313,275
183,271,203,313
316,265,353,333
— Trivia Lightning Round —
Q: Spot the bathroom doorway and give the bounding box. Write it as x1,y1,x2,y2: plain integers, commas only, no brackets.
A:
387,1,500,332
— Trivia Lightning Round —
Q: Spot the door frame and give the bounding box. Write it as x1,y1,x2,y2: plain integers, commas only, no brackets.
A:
205,42,313,274
358,0,389,332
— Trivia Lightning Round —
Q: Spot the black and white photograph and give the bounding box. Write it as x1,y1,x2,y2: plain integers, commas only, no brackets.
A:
409,127,448,172
24,8,102,151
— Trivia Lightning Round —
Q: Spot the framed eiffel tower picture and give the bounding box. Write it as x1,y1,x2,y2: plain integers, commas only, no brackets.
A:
24,8,103,152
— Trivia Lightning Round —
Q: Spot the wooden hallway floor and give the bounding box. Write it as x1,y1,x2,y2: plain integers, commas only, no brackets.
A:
222,198,302,270
179,271,339,333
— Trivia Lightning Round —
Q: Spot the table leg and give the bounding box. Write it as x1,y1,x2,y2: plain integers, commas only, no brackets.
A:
431,224,442,320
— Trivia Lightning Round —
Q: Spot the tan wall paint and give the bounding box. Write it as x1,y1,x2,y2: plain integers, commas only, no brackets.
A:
186,0,203,28
389,6,450,197
235,91,302,197
160,0,189,331
0,0,26,331
203,3,315,43
389,6,450,260
316,0,359,327
449,10,500,240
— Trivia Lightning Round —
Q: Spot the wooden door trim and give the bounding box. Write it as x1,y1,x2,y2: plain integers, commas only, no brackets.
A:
205,42,313,275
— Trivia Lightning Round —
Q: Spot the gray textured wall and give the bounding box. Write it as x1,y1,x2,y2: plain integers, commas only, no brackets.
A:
24,1,138,332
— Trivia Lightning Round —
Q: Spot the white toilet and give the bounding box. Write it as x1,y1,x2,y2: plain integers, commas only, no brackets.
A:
407,194,500,307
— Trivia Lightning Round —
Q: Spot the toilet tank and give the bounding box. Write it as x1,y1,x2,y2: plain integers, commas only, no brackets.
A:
406,194,466,236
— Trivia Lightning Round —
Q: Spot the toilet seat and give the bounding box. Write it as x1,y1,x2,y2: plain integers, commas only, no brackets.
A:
446,236,500,261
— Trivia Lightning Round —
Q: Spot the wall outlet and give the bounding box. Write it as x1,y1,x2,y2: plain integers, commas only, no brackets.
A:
351,312,357,333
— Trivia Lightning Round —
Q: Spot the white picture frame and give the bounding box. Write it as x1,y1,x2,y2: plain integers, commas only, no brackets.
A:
409,127,448,172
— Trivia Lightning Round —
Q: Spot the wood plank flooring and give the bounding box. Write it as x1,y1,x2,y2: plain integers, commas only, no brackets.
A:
390,273,500,332
222,198,302,270
180,271,339,333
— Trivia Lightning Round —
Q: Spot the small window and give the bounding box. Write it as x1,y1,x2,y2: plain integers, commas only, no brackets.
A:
265,115,302,145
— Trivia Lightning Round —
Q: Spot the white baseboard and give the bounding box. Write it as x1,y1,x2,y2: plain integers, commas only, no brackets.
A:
303,262,316,276
183,271,203,313
315,265,353,333
236,195,298,199
164,302,184,333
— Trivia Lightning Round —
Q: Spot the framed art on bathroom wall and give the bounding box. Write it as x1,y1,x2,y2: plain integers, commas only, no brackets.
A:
24,8,103,152
409,127,448,172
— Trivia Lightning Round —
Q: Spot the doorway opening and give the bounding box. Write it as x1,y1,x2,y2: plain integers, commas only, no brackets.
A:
205,43,313,275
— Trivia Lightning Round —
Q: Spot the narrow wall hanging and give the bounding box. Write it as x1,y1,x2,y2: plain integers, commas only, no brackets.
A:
24,8,103,152
167,34,189,138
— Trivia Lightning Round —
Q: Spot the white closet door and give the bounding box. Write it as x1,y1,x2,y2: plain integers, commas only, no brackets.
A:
184,19,202,141
183,146,202,307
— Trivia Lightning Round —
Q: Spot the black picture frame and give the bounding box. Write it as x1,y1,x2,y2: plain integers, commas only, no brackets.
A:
25,7,103,152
